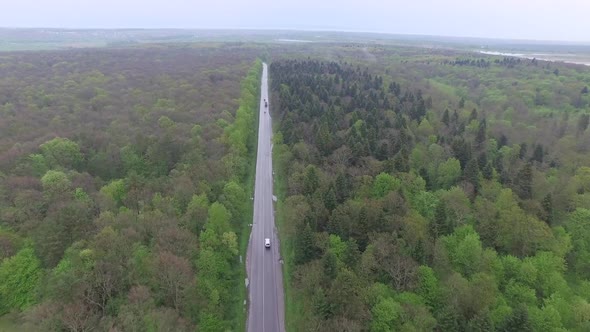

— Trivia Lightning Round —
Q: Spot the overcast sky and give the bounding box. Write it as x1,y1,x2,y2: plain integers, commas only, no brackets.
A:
2,0,589,42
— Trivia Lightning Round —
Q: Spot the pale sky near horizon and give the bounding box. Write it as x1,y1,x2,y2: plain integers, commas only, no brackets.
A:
2,0,589,42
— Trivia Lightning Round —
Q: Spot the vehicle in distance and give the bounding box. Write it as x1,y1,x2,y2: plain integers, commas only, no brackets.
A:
265,238,271,248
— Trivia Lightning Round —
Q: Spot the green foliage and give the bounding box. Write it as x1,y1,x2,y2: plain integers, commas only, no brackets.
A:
0,248,42,314
504,280,537,307
515,163,533,199
4,42,590,331
0,48,263,331
41,169,72,198
294,223,315,265
220,181,247,225
120,145,148,176
328,234,347,260
185,194,209,234
271,56,590,331
28,153,48,177
74,187,91,202
303,165,320,196
431,200,452,238
223,59,261,181
157,115,175,129
328,268,365,320
566,208,590,278
464,158,481,191
198,312,228,332
442,225,484,277
416,266,440,309
438,157,462,189
40,137,83,170
100,179,126,206
576,166,590,192
206,202,231,236
370,297,402,332
372,172,401,198
0,228,23,261
503,305,533,331
495,189,553,257
411,190,439,220
322,251,338,281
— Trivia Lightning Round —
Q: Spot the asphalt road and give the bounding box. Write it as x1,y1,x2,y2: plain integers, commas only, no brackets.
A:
247,63,285,332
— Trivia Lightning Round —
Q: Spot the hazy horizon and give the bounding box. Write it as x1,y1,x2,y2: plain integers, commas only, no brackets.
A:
2,0,590,43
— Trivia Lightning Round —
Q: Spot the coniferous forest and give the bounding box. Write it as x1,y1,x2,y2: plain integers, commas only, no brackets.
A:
270,48,590,331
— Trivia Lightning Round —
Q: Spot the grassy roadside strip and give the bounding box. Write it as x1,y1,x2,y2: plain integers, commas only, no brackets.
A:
234,153,256,331
272,128,302,331
231,59,262,331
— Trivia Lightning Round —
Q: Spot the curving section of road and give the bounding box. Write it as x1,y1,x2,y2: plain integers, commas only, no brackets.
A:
246,63,285,332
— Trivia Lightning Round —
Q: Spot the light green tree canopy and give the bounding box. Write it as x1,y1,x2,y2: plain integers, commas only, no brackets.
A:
40,137,83,170
372,172,401,198
0,247,42,314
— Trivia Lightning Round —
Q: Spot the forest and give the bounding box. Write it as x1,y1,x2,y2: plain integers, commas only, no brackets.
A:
270,47,590,331
2,39,590,332
0,44,261,331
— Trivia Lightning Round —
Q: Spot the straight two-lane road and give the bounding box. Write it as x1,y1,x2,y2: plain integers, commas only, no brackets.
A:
247,63,285,332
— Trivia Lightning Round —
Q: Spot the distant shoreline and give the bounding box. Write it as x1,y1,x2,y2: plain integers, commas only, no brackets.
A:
478,50,590,67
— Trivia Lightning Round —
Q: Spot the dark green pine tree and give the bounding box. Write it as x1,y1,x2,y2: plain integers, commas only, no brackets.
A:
541,193,554,225
419,168,433,191
503,305,533,332
322,251,338,281
451,138,471,169
515,163,533,200
467,311,494,332
463,158,480,192
457,122,466,135
477,152,488,171
294,223,315,265
356,207,369,250
315,121,332,156
376,142,389,161
343,239,361,270
498,134,508,147
383,158,396,176
430,201,448,239
469,108,478,121
442,109,450,126
482,162,494,180
303,166,320,197
412,239,426,265
282,115,296,145
476,118,487,146
323,186,337,212
451,110,460,124
519,142,528,159
335,172,351,204
393,148,410,173
312,287,332,319
436,307,461,332
531,144,544,163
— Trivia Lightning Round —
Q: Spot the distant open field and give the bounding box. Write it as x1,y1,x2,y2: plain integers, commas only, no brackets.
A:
1,28,589,52
479,50,590,66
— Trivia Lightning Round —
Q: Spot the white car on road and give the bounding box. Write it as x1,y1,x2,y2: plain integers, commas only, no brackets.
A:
265,238,271,248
